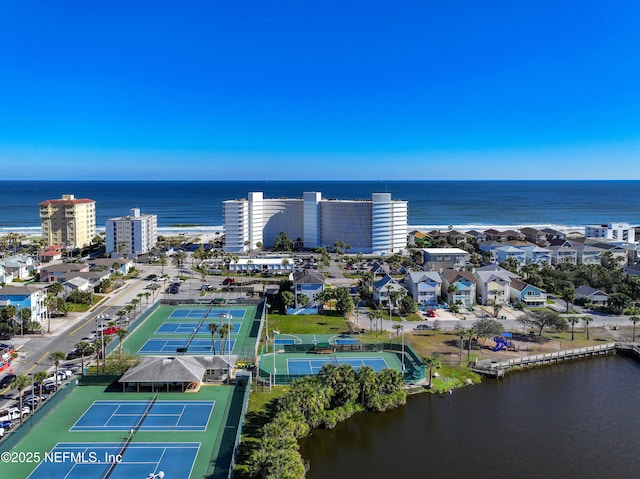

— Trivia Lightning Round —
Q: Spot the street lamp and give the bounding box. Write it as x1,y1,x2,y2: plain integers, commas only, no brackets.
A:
401,326,405,374
147,472,165,479
272,330,280,387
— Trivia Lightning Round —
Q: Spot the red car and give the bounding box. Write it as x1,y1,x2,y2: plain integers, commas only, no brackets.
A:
426,310,436,318
103,326,121,335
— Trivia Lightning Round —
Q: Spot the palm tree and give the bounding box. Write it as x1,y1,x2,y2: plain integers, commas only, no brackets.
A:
629,316,639,342
33,370,48,408
75,340,95,372
582,316,594,340
11,375,31,422
423,355,441,389
561,287,577,313
116,329,129,357
159,253,167,274
49,351,66,391
207,323,219,354
567,316,581,341
393,324,403,343
219,324,235,355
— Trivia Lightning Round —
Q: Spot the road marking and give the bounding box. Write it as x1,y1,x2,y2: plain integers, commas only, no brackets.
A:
68,283,143,336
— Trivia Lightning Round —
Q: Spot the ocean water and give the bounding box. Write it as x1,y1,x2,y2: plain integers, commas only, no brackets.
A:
1,180,639,235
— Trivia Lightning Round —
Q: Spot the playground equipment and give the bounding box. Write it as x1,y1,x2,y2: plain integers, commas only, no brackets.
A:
492,333,514,352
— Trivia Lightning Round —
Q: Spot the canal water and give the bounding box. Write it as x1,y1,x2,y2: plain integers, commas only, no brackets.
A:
299,355,640,479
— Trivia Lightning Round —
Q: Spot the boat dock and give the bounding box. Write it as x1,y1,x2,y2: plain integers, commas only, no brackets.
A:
471,342,623,377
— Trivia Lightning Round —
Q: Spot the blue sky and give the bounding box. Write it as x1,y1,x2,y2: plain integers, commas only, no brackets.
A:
1,1,639,180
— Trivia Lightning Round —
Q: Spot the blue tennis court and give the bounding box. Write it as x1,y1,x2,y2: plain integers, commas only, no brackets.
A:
168,308,247,320
139,338,236,355
287,357,389,375
71,400,215,431
28,442,200,479
155,321,242,335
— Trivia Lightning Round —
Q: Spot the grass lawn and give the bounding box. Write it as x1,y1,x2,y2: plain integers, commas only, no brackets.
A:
267,312,351,335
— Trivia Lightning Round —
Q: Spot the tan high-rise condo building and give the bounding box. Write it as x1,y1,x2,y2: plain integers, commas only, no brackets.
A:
39,194,96,248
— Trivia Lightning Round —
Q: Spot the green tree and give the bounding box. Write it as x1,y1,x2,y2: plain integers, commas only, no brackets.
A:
219,323,234,355
207,322,219,354
561,287,577,313
334,287,354,317
11,375,32,422
33,370,48,407
273,232,294,252
525,310,569,337
116,329,129,357
400,295,418,315
566,316,580,341
423,355,441,389
582,315,594,340
48,351,66,391
281,291,295,312
75,340,95,372
473,318,504,345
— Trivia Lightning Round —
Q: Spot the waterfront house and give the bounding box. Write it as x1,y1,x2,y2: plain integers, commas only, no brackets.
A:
473,268,512,306
540,228,566,241
405,271,442,307
466,230,487,242
440,270,476,307
484,229,509,242
519,227,548,245
575,285,609,307
509,279,547,308
501,230,526,241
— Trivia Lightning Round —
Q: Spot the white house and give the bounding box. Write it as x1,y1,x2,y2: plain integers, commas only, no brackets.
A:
405,271,442,307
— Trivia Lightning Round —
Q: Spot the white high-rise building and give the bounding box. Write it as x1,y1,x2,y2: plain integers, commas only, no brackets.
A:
105,208,158,257
585,222,635,243
223,192,407,254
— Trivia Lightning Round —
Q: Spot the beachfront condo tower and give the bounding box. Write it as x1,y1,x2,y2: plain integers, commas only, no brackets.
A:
39,194,96,248
223,191,408,254
105,208,158,257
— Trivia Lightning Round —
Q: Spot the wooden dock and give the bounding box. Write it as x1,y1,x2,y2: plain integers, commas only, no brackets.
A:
471,342,619,377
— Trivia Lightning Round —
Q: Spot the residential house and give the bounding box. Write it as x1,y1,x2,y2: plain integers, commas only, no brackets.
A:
370,261,391,278
519,245,552,266
0,254,37,280
547,244,578,265
484,229,509,242
405,271,442,307
0,264,9,284
540,228,566,241
40,245,63,263
40,263,90,283
519,227,547,245
495,246,526,267
589,243,628,267
473,267,513,305
575,285,610,307
0,284,48,328
624,263,640,279
573,243,602,266
372,275,405,308
408,230,430,247
422,248,470,270
510,279,547,308
501,230,526,241
62,277,91,297
466,230,487,242
622,243,640,264
292,270,324,308
88,258,135,275
230,257,295,273
440,270,476,307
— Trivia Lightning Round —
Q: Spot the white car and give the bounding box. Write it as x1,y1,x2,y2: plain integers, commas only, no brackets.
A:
0,406,29,421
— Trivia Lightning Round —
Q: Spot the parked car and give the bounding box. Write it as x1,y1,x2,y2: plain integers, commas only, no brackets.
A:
0,406,29,421
103,326,121,335
426,310,436,318
222,278,236,286
23,394,47,406
66,348,82,360
0,373,16,388
0,419,13,429
414,324,433,331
